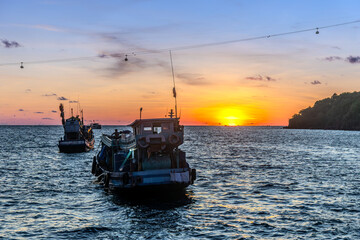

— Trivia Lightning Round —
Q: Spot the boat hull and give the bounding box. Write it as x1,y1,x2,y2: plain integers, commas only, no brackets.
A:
58,138,94,153
97,167,195,193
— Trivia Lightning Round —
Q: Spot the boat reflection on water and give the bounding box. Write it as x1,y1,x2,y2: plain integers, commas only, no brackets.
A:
111,189,195,209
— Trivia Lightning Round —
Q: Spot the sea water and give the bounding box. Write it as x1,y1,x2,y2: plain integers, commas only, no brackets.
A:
0,126,359,239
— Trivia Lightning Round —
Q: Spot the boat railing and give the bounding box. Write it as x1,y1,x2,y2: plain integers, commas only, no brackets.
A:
101,134,136,149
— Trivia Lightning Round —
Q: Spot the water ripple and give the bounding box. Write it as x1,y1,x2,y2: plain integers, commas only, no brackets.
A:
0,126,360,239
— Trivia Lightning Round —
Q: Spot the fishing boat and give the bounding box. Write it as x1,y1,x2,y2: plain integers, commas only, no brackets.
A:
90,121,102,129
92,114,196,193
58,104,95,153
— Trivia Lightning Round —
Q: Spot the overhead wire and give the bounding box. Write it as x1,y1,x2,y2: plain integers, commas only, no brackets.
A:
0,19,359,67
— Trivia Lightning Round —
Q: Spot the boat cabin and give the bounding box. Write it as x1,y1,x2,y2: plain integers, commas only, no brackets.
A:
64,118,81,140
129,118,184,146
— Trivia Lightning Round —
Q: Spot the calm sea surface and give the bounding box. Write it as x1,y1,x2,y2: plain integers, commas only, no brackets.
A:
0,126,359,239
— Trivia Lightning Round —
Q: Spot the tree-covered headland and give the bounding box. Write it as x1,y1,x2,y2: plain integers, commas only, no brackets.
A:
288,92,360,130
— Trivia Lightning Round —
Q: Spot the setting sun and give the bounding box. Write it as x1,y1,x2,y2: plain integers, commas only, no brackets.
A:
218,108,249,126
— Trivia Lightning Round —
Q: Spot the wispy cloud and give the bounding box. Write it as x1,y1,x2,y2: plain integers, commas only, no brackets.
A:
100,54,168,78
57,96,68,101
246,75,277,81
141,91,158,99
42,117,54,120
25,89,31,93
34,112,44,114
310,80,321,85
346,56,360,64
69,100,78,103
176,73,209,85
97,23,180,50
323,55,360,64
43,93,57,97
51,110,57,113
323,56,343,62
32,24,64,32
1,39,21,48
18,109,24,112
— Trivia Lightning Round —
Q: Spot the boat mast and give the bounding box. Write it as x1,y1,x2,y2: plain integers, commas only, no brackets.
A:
169,50,178,119
59,103,65,126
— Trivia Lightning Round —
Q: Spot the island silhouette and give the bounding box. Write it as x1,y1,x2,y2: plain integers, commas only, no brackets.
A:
288,91,360,130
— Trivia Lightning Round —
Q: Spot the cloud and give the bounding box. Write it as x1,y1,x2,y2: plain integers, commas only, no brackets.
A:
101,54,168,78
323,55,360,64
97,24,179,50
323,56,343,62
57,96,68,101
32,25,64,32
1,39,21,48
264,76,276,81
310,80,321,85
142,91,158,99
346,56,360,64
69,100,78,103
176,73,209,85
43,93,57,97
42,117,54,120
246,75,277,81
25,89,31,93
18,109,24,111
98,52,124,59
51,110,57,113
254,84,270,88
34,112,44,114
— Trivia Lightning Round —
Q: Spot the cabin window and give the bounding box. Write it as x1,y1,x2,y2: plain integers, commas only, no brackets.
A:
153,126,162,134
153,123,162,134
143,126,152,132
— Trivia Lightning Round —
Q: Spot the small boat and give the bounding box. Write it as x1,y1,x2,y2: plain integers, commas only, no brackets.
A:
58,104,95,153
90,122,102,129
92,115,196,193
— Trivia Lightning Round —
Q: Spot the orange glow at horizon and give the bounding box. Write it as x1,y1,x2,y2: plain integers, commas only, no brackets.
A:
192,104,268,126
218,108,249,126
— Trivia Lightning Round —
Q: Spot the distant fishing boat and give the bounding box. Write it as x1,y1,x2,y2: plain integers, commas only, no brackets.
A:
90,121,102,129
58,104,95,153
92,113,196,193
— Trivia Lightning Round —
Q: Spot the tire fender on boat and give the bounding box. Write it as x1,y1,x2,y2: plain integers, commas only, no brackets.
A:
191,168,196,183
104,173,110,189
91,156,97,174
169,134,180,146
138,136,149,148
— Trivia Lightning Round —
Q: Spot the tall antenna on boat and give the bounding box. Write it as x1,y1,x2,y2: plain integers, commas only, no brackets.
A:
169,50,178,119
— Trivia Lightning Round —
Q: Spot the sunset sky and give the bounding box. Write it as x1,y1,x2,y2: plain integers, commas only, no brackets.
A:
1,0,360,125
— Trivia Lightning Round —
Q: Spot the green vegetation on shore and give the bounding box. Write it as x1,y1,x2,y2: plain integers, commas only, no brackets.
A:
288,91,360,130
